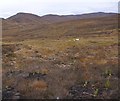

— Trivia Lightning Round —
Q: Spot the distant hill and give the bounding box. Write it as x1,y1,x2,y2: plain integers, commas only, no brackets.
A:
7,12,41,23
3,12,118,42
40,12,116,23
6,12,116,24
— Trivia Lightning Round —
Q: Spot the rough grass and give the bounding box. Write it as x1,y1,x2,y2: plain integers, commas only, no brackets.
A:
31,80,47,90
2,14,118,99
19,33,118,58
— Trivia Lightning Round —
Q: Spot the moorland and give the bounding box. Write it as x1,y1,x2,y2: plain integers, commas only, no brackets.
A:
2,12,119,99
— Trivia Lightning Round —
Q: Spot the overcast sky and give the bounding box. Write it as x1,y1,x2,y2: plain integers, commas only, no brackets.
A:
0,0,119,18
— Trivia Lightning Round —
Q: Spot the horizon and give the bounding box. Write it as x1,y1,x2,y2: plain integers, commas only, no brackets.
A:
0,0,119,18
1,11,118,19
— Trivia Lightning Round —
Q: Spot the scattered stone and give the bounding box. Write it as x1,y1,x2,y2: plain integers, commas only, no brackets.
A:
13,92,21,99
26,72,46,80
21,72,29,78
2,86,15,99
14,92,20,96
73,38,80,41
12,95,20,99
74,53,80,58
56,97,60,99
56,64,71,69
66,83,97,99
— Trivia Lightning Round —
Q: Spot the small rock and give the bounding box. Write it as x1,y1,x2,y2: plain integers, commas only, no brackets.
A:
15,92,20,96
56,97,59,99
12,95,20,99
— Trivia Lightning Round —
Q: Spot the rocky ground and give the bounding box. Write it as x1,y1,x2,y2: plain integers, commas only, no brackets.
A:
2,35,119,99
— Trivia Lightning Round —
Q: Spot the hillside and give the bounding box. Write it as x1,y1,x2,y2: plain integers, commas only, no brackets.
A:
2,12,119,99
6,12,116,24
2,12,118,42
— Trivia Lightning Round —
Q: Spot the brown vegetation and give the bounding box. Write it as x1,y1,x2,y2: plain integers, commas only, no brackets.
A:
2,12,119,99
